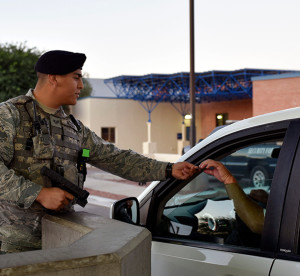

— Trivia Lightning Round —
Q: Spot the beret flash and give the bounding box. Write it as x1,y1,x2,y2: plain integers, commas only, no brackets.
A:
35,50,86,75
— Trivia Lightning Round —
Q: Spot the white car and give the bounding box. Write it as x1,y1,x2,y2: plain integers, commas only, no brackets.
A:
111,107,300,276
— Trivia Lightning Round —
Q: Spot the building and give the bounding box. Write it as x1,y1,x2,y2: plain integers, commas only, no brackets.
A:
252,72,300,116
72,70,300,156
72,78,184,156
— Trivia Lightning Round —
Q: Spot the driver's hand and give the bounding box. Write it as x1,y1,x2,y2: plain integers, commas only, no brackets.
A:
199,159,236,184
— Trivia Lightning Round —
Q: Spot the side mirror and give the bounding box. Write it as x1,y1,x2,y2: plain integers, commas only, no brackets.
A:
112,197,140,225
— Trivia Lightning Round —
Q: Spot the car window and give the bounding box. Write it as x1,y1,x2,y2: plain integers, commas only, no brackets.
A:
157,140,282,249
222,142,281,188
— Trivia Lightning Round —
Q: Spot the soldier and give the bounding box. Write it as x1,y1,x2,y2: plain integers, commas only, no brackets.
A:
0,50,199,253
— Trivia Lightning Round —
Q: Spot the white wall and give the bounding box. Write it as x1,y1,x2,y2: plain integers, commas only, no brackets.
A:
72,98,184,154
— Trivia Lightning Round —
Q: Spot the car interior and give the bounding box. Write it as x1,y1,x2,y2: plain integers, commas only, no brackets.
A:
154,139,283,249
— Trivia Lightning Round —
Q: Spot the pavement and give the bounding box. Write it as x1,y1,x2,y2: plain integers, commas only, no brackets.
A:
74,166,150,217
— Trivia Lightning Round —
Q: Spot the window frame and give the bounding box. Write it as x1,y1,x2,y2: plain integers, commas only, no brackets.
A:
273,120,300,261
101,127,116,143
144,119,298,257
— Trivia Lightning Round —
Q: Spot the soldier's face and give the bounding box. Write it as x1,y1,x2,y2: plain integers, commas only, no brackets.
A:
55,69,84,106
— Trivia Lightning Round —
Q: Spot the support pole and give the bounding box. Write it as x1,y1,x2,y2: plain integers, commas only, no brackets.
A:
181,120,186,142
142,107,157,155
147,121,151,143
189,0,196,147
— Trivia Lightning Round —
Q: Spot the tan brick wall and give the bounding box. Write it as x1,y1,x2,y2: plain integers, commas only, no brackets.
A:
253,77,300,116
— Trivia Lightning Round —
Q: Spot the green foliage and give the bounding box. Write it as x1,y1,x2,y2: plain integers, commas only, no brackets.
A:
0,42,92,114
80,75,92,98
0,42,41,102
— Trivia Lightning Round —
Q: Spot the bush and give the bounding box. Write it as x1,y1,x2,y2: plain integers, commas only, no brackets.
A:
0,42,41,102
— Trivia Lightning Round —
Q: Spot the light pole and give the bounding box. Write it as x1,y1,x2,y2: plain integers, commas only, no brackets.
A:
189,0,196,147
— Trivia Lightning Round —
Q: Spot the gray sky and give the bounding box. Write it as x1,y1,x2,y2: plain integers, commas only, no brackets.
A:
1,0,299,78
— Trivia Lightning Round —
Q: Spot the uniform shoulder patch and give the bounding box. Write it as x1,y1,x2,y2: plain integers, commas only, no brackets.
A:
9,95,33,105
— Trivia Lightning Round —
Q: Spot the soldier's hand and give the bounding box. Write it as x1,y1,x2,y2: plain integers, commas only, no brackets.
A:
36,187,74,210
172,162,199,180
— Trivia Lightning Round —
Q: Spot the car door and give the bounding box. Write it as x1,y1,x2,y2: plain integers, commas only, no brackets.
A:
144,119,299,276
269,120,300,275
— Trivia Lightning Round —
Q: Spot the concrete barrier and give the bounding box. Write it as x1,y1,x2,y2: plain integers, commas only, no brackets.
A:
0,212,151,276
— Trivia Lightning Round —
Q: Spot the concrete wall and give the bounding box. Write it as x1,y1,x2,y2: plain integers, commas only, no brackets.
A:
253,75,300,116
0,212,151,276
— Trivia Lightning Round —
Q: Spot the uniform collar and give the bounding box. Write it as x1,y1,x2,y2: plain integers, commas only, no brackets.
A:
26,89,66,117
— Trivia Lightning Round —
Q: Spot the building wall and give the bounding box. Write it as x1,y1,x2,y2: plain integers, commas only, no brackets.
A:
72,97,253,153
71,99,91,128
253,76,300,116
72,74,300,154
199,99,253,138
72,98,183,154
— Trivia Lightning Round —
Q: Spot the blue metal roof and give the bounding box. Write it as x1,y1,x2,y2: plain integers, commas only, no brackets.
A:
251,71,300,81
104,69,294,103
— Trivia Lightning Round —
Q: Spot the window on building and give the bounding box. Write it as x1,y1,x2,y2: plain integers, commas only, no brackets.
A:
216,113,228,126
186,126,190,141
101,127,115,143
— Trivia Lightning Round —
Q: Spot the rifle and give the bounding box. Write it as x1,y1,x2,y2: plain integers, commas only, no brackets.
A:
40,166,89,207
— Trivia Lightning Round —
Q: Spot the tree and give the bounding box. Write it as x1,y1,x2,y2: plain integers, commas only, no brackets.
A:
0,43,41,102
80,74,93,98
0,42,92,113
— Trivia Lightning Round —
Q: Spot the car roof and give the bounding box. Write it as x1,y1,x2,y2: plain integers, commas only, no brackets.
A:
138,106,300,201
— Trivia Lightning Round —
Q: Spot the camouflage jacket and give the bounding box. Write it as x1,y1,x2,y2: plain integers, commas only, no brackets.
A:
0,90,168,253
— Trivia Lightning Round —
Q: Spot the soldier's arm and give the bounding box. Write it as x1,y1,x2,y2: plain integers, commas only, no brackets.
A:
80,123,198,182
0,102,42,208
79,123,167,181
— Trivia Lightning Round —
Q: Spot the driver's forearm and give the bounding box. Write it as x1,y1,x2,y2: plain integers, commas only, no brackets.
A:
225,183,264,234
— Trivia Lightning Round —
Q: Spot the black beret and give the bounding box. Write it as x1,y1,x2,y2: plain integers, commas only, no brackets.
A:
35,50,86,75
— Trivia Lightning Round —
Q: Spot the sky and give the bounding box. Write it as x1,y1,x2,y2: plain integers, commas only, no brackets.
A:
1,0,300,79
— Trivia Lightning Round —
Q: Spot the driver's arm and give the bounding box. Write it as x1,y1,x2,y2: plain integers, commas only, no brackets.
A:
224,182,264,234
200,159,265,234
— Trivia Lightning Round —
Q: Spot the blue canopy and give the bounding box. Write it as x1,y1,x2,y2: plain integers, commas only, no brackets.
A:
104,69,293,103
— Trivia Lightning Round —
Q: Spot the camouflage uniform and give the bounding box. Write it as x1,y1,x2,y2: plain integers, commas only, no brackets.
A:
0,89,168,253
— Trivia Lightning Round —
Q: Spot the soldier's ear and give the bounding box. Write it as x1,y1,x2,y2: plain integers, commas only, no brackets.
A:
48,74,58,87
